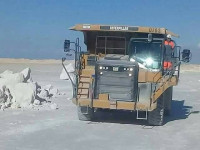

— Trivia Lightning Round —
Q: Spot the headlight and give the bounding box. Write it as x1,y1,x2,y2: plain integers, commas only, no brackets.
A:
145,57,154,66
99,66,103,69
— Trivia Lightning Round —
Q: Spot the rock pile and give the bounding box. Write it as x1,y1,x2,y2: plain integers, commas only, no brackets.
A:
0,68,60,110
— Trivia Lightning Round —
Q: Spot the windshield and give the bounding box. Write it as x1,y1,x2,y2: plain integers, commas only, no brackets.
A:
129,40,163,69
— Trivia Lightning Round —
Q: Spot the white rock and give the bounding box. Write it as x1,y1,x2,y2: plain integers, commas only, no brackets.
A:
0,72,24,85
33,99,41,105
0,89,5,103
0,98,4,103
50,103,58,110
20,68,31,82
0,70,13,78
1,103,6,110
38,89,49,98
11,103,20,109
0,78,8,90
0,68,63,110
4,102,11,107
27,78,33,83
26,104,34,109
60,63,75,80
43,84,53,92
4,87,12,103
29,82,40,95
41,100,47,104
9,83,36,108
50,88,60,96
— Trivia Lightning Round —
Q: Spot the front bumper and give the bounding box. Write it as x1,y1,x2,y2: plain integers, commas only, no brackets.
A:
72,97,157,111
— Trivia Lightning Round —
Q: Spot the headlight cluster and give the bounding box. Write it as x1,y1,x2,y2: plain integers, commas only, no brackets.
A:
98,66,134,76
124,67,133,71
99,66,109,70
99,66,133,71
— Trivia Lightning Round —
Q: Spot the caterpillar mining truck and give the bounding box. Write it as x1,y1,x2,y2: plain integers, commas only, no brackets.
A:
62,24,191,126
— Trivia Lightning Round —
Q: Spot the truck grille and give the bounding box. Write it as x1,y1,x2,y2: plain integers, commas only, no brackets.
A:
94,60,138,101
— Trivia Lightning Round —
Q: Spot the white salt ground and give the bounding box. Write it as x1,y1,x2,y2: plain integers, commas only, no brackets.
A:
0,62,199,150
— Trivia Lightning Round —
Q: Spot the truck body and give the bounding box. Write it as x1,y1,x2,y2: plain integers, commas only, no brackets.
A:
62,24,191,125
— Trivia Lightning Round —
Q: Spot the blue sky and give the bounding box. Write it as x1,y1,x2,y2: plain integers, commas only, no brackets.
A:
0,0,200,63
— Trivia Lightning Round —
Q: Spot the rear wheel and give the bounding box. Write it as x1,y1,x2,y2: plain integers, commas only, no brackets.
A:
164,87,173,116
77,106,94,121
148,95,165,126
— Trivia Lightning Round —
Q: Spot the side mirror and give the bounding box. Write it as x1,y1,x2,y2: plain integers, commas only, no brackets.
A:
181,49,192,63
64,40,70,52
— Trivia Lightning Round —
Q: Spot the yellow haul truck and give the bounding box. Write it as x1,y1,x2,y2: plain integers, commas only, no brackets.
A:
62,24,191,125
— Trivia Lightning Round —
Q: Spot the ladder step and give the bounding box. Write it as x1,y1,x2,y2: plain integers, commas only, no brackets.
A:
78,83,90,89
80,78,91,83
78,86,90,89
80,75,90,78
78,89,89,94
77,93,88,95
79,81,90,84
77,95,88,99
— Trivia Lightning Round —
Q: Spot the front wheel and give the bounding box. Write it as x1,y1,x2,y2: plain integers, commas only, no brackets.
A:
148,95,165,126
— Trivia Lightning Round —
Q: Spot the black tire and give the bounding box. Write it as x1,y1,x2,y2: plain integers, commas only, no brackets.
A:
77,106,94,121
148,95,165,126
164,87,173,116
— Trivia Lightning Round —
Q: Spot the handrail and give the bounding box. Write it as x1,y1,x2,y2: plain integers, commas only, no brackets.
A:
153,45,181,93
62,38,83,98
153,69,173,93
153,69,162,83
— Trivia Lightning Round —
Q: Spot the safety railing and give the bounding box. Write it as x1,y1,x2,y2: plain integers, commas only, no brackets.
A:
152,46,181,95
62,38,82,98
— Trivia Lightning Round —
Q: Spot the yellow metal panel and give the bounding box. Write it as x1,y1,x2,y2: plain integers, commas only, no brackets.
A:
117,101,135,110
77,99,152,111
138,26,166,34
166,30,180,38
138,71,146,82
69,24,179,37
81,69,95,77
98,94,109,101
78,99,91,106
138,69,162,82
152,76,178,103
93,100,110,108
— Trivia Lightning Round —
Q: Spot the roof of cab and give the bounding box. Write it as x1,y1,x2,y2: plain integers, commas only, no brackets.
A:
69,24,179,38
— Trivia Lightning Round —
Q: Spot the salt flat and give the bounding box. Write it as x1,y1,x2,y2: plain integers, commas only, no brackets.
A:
0,61,199,150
